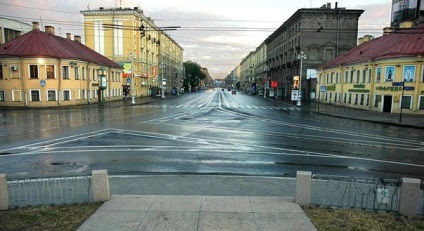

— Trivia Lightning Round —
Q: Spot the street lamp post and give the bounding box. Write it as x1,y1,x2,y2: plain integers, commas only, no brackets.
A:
160,63,166,99
297,51,306,106
97,67,107,106
188,73,192,92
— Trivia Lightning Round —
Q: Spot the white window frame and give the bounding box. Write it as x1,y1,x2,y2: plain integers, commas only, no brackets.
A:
29,64,39,79
62,66,70,79
46,89,57,101
29,89,41,101
12,90,21,101
63,89,72,101
0,90,5,101
46,64,56,79
74,67,80,80
400,95,412,110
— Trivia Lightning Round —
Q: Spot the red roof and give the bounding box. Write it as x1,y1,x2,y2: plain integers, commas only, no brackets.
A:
322,25,424,69
0,29,121,68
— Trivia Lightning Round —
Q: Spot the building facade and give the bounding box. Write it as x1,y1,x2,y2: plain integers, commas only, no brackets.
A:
0,17,32,45
265,4,363,100
159,31,184,95
81,7,183,98
317,23,424,115
0,22,122,107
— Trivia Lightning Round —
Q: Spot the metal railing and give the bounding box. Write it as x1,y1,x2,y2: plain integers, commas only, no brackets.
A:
311,174,401,212
7,176,93,208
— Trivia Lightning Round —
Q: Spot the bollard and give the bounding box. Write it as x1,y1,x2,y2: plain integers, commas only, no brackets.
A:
295,171,311,206
399,177,421,217
92,170,110,202
0,173,9,210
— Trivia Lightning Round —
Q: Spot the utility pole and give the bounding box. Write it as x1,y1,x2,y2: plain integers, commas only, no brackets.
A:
297,51,306,106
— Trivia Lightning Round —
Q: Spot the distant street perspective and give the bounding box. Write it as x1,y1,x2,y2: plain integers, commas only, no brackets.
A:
1,89,423,181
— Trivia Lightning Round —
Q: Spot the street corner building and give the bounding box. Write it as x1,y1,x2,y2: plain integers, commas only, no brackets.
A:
317,22,424,115
0,22,123,108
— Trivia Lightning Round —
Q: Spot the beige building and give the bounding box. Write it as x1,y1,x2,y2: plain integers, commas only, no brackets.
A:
0,22,122,107
159,31,184,95
81,7,183,98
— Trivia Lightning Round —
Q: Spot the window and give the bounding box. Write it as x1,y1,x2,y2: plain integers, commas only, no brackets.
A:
74,67,80,80
0,90,4,101
401,95,412,109
334,93,337,103
30,90,40,101
385,66,394,82
82,89,86,100
329,93,332,102
82,67,86,80
350,71,353,83
375,67,381,82
336,72,339,83
362,70,366,83
366,94,369,106
356,70,360,83
47,90,56,101
368,69,371,83
354,94,358,105
343,93,347,103
62,66,70,79
374,95,380,108
46,65,55,79
0,66,3,79
348,94,352,104
12,90,21,101
29,65,39,79
403,65,415,82
63,90,71,101
360,94,364,105
419,96,424,110
344,71,348,83
422,65,424,82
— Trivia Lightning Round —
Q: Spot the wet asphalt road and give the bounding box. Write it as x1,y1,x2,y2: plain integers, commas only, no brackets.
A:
1,89,423,180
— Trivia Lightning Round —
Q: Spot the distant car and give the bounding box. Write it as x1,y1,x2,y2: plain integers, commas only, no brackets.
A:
232,89,236,95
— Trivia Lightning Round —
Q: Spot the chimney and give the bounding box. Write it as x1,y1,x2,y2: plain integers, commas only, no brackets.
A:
32,22,40,30
383,27,394,35
66,33,71,40
399,21,413,29
327,3,331,8
45,26,55,35
74,35,81,43
358,37,364,46
335,2,338,9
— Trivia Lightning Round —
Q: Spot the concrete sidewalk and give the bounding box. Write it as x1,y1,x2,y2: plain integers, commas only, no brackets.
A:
77,175,317,230
77,195,316,231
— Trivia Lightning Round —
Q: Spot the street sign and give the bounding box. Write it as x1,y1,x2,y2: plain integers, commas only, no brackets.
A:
126,77,131,85
291,89,299,101
40,79,46,87
320,86,326,92
404,86,415,91
392,82,403,86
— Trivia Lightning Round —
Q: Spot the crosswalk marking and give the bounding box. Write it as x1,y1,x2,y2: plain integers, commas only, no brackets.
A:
137,104,302,111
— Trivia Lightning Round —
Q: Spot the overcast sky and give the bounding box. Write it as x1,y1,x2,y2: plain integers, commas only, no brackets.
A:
0,0,392,79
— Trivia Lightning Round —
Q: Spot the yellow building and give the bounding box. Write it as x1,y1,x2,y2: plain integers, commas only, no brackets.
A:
0,22,122,107
81,7,183,98
317,24,424,114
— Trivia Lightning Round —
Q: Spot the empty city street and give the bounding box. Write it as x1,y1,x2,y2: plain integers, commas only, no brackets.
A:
1,89,423,180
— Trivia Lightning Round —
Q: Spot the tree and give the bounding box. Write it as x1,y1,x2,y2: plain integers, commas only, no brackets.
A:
183,61,206,91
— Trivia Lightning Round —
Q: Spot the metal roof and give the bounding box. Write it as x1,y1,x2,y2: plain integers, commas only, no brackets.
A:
322,25,424,69
0,29,121,68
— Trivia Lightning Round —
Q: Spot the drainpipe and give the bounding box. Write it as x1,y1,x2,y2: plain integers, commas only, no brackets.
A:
58,59,62,105
20,58,28,107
